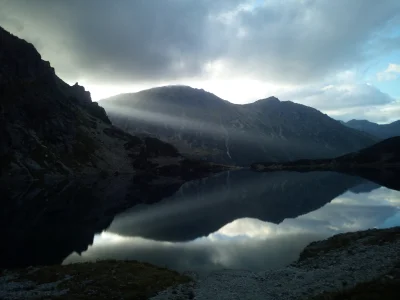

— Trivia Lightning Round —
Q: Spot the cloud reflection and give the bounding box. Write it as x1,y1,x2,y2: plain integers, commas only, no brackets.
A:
64,186,400,272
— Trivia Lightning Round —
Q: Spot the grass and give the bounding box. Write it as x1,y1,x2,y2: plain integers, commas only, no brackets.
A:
9,260,191,300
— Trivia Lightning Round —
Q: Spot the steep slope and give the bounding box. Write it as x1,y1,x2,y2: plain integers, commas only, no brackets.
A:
345,119,400,139
0,27,226,183
100,86,376,166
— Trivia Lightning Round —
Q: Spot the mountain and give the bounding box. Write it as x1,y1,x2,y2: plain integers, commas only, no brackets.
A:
0,26,227,185
100,86,376,166
252,137,400,190
345,119,400,139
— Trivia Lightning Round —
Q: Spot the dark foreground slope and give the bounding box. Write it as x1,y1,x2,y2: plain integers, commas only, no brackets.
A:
100,86,375,165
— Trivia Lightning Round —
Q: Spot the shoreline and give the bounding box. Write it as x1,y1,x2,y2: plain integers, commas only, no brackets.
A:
1,227,399,300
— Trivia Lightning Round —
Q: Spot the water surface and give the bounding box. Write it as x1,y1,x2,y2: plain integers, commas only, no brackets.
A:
61,171,400,272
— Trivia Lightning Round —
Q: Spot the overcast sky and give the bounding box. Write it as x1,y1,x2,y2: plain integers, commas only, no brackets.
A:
1,0,400,123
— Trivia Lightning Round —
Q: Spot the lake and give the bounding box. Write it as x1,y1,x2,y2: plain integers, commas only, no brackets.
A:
50,170,400,273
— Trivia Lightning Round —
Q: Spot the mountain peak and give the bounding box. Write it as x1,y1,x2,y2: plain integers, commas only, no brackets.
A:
251,96,281,106
347,119,375,125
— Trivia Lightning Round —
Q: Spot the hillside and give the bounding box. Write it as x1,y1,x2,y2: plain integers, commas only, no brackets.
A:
100,86,376,166
0,27,227,184
345,119,400,139
251,137,400,189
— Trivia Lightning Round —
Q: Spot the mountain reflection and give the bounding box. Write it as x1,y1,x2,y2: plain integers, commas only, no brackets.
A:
2,170,399,271
63,172,400,272
106,171,367,241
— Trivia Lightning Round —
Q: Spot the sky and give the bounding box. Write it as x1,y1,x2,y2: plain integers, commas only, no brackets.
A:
1,0,400,123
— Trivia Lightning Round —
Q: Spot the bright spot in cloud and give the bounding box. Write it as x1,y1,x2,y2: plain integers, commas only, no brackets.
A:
377,63,400,81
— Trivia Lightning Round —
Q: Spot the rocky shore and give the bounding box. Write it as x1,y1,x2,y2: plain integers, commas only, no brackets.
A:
1,227,399,300
153,227,400,300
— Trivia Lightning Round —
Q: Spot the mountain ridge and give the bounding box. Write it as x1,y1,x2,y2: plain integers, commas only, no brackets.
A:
251,136,400,190
345,119,400,139
100,86,376,166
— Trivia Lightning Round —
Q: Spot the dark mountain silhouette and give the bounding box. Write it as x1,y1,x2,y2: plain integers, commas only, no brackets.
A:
107,171,365,242
100,86,376,166
345,119,400,139
252,137,400,190
0,26,228,186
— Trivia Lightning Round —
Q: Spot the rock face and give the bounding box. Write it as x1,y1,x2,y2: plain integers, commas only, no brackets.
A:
345,119,400,139
0,27,227,183
100,85,376,166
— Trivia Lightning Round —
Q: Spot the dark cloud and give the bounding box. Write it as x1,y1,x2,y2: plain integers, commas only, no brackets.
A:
0,0,240,83
223,0,400,83
0,0,399,85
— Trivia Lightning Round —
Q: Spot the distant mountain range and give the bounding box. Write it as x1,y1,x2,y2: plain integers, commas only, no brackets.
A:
252,136,400,190
100,86,376,166
344,119,400,139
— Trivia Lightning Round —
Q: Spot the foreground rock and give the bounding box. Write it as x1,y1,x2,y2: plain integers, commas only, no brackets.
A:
153,227,399,300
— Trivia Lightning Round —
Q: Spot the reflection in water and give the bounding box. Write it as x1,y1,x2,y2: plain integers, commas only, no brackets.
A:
0,174,183,268
63,171,400,273
105,171,366,241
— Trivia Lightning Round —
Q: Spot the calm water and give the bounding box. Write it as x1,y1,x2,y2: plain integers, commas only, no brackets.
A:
58,170,400,273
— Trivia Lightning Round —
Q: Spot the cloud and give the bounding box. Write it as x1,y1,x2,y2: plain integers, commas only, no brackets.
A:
0,0,399,86
377,63,400,81
325,101,400,123
218,0,400,83
278,82,395,111
0,0,242,83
